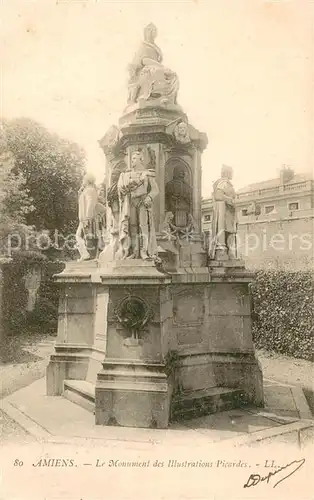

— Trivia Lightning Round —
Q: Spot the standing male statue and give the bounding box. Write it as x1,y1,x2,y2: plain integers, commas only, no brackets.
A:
76,173,105,261
165,164,192,228
116,149,159,260
210,165,237,260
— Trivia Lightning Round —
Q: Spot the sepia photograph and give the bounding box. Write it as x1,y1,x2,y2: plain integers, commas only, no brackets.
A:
0,1,313,498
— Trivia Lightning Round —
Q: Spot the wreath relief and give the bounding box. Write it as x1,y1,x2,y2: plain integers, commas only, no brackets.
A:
115,295,154,345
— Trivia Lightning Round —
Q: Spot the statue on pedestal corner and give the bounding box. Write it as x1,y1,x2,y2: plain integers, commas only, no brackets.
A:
209,165,238,260
127,23,179,106
116,148,159,261
76,173,106,262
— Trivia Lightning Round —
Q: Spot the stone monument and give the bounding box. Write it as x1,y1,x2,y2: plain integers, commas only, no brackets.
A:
46,24,263,428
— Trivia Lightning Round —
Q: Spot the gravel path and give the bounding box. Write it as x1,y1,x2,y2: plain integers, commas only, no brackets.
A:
0,332,55,399
0,409,37,445
257,348,313,391
257,348,314,414
0,332,55,442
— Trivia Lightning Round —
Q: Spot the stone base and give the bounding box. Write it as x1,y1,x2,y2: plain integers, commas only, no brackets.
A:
95,360,170,429
46,258,264,428
120,98,186,127
174,351,263,409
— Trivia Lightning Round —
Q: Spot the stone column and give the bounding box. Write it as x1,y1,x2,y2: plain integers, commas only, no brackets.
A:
93,285,109,350
157,144,166,231
192,148,202,233
145,142,162,230
86,284,109,384
105,154,113,236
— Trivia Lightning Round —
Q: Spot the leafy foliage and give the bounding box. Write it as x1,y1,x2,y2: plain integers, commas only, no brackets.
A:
3,117,86,235
1,253,65,334
0,128,34,255
251,270,314,361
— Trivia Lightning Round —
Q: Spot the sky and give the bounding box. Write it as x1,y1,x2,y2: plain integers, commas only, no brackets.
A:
1,0,313,196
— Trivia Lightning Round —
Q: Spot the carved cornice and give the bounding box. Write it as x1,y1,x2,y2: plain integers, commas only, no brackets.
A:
99,116,208,156
119,132,173,149
165,146,196,158
117,132,206,153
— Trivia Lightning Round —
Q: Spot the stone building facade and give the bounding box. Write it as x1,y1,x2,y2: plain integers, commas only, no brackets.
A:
202,168,314,270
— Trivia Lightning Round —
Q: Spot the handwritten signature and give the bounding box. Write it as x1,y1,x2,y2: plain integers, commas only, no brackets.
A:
243,459,305,489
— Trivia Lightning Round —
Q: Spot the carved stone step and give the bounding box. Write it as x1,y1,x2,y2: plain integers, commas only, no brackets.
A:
63,380,95,413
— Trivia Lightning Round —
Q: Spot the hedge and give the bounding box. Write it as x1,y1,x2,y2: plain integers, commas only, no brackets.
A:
251,270,314,361
1,251,65,334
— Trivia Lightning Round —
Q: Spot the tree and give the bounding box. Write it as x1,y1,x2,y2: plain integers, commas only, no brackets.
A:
3,118,86,236
0,127,34,256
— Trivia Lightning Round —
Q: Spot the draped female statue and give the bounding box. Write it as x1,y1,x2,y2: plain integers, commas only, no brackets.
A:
127,23,179,105
76,173,106,261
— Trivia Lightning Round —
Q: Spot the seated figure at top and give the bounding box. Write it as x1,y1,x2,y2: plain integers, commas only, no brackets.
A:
127,23,179,105
165,164,192,228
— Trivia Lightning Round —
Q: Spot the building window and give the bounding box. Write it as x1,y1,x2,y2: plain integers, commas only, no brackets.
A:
288,202,299,211
242,209,248,216
203,214,211,222
265,205,275,214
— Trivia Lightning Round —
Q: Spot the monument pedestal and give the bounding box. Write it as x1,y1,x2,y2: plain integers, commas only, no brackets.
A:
47,259,175,428
47,257,263,428
164,259,263,419
95,260,173,428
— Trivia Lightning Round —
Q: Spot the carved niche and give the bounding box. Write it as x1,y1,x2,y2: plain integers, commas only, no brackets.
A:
165,159,192,228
